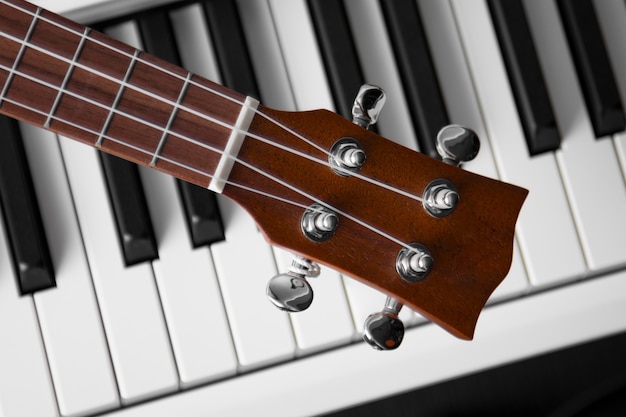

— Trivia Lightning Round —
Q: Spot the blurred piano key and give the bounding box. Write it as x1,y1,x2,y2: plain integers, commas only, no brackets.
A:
273,249,354,352
268,0,334,111
307,0,365,120
487,0,561,155
343,0,419,149
223,0,358,353
594,0,626,178
135,10,226,249
234,0,295,110
0,203,57,417
201,0,260,99
7,0,626,415
451,0,586,286
556,0,625,138
21,123,120,416
110,15,238,387
417,0,529,300
59,133,180,402
0,115,55,294
139,165,238,386
212,197,295,369
524,0,626,272
169,2,296,368
379,0,449,157
100,152,159,265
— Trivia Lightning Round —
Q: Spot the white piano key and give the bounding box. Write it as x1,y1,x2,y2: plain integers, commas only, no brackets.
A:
131,4,238,388
0,220,57,417
167,0,294,369
273,249,354,353
212,197,295,369
268,0,334,111
20,124,120,417
169,5,221,95
417,0,529,300
139,167,238,387
235,0,296,111
235,0,356,352
96,268,626,417
524,0,626,272
594,0,626,180
343,0,419,151
342,277,422,336
450,0,586,287
58,137,179,403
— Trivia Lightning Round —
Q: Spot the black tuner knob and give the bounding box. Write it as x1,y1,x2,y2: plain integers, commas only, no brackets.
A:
436,125,480,167
363,297,405,350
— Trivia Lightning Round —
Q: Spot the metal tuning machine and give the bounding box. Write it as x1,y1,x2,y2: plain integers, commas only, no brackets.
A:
266,256,320,313
363,125,481,350
363,297,404,350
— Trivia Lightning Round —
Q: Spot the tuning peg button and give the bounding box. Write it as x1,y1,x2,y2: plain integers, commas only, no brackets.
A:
436,125,480,166
266,256,320,312
363,297,404,350
352,84,386,129
266,273,313,312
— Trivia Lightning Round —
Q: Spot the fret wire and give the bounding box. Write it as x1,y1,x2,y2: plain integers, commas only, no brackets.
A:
0,6,41,106
44,26,91,128
95,49,139,148
0,0,330,157
150,71,192,167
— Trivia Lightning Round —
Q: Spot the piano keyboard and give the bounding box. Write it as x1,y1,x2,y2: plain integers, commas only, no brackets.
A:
1,0,626,416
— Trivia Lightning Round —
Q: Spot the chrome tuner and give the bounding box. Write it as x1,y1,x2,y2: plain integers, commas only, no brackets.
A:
363,297,404,350
352,84,386,129
301,203,338,242
266,256,320,312
396,243,433,282
329,137,366,176
436,125,480,167
423,179,459,218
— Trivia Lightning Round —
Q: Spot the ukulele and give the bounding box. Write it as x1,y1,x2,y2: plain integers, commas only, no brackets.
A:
0,0,527,349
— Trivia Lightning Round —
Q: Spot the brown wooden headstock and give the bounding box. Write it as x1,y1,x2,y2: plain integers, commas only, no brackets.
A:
222,105,527,341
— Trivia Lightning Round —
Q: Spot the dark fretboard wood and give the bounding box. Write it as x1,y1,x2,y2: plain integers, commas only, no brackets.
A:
0,0,246,187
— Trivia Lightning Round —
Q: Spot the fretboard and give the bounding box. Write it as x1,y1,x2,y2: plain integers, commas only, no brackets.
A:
0,0,254,189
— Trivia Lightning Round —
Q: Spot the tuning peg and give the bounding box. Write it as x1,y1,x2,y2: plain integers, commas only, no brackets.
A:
436,125,480,167
352,84,386,129
266,256,320,312
363,297,405,350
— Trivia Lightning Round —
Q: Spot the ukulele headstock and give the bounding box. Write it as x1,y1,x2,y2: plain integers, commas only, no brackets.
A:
222,85,527,348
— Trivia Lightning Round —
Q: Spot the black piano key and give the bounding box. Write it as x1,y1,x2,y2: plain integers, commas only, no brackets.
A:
0,116,55,294
557,0,626,138
487,0,561,156
99,153,158,265
380,0,449,158
177,181,225,247
308,0,365,120
136,10,225,248
201,0,261,99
